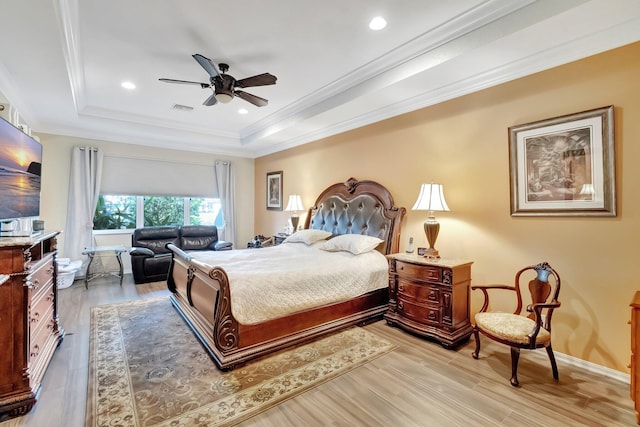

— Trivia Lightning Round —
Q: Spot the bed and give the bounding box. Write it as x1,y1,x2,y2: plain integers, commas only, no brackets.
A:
167,177,405,370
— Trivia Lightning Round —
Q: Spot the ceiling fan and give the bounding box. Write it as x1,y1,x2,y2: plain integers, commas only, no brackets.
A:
159,54,277,107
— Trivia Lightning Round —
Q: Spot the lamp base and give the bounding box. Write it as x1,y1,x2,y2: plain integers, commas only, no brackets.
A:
422,247,440,259
290,215,300,231
423,219,441,259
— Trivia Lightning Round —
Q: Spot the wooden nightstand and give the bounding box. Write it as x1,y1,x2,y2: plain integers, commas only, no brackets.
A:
384,253,473,348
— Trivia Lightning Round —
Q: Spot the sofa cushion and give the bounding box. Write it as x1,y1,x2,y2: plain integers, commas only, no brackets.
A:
180,225,219,250
132,226,179,255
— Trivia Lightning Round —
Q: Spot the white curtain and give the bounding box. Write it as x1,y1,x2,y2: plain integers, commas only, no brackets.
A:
214,161,236,246
63,146,104,266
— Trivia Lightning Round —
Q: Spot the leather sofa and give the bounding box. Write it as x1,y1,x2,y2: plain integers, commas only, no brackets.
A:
130,225,232,284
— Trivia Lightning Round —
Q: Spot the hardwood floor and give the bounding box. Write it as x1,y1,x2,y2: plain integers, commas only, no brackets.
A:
1,275,636,426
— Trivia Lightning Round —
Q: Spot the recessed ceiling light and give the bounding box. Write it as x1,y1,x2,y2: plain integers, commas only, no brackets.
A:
238,108,248,115
121,81,136,90
369,16,386,31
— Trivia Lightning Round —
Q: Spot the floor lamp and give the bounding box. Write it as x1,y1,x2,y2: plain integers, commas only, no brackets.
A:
412,183,449,259
285,194,304,233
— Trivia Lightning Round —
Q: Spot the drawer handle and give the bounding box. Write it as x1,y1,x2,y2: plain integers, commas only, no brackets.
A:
428,311,437,320
31,312,40,323
428,291,437,300
31,345,40,358
398,283,404,292
398,301,404,310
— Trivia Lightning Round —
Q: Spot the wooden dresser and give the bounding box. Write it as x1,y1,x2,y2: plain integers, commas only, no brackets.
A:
384,253,473,348
0,231,63,418
630,291,640,424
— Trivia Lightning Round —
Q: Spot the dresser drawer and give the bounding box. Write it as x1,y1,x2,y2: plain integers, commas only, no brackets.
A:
398,297,440,325
29,303,55,366
30,280,55,334
398,278,440,305
27,257,55,297
396,261,441,282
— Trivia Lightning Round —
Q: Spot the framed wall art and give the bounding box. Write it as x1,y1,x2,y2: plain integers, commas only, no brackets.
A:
508,105,615,217
266,171,283,211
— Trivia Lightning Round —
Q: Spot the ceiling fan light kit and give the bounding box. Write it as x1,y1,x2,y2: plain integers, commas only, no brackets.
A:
159,54,277,107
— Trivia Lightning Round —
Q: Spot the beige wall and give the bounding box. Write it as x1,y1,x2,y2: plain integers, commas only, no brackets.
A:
254,41,640,373
37,134,255,272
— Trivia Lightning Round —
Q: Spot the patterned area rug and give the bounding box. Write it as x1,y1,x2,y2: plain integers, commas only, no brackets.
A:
86,297,395,427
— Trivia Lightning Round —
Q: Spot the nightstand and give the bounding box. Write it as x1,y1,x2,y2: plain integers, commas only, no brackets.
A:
384,253,473,348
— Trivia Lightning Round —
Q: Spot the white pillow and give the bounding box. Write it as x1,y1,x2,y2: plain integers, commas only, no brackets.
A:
320,234,384,255
282,229,332,245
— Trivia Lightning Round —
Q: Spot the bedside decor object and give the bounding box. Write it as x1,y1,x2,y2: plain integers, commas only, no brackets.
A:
266,171,283,211
412,183,449,259
285,194,304,231
509,105,615,216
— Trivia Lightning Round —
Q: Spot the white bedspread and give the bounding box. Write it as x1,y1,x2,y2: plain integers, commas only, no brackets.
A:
187,241,389,325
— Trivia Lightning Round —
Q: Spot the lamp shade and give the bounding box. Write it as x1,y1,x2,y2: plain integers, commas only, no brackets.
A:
285,194,304,212
412,183,450,212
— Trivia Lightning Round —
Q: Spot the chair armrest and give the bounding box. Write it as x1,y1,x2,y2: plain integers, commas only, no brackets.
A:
129,247,155,257
471,284,517,313
526,300,561,333
214,241,233,251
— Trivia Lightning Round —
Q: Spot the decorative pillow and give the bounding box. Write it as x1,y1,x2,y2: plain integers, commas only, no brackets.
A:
282,229,332,245
320,234,384,255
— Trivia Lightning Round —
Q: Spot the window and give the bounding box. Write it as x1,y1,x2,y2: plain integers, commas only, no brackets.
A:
93,195,224,231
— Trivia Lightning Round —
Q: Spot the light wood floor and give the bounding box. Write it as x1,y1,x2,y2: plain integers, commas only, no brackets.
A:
1,275,636,426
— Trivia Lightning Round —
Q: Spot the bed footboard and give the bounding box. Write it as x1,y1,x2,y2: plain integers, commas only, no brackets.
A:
167,244,240,366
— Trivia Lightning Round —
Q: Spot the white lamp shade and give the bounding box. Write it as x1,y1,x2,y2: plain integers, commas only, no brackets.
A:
412,183,450,212
285,194,305,212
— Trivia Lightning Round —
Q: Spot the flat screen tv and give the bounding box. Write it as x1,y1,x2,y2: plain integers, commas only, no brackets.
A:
0,116,42,228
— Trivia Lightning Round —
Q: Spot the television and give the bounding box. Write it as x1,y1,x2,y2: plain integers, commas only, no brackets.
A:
0,116,42,236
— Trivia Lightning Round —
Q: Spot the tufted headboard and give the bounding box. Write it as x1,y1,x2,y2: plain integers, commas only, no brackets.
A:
303,177,406,255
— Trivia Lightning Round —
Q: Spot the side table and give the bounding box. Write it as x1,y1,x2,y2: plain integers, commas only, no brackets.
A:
82,245,126,288
384,253,473,348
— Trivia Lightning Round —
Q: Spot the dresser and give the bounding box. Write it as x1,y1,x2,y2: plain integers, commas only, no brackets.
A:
384,253,473,348
0,231,63,418
630,291,640,424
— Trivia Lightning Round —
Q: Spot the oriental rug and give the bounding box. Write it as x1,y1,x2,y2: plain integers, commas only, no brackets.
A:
86,297,395,427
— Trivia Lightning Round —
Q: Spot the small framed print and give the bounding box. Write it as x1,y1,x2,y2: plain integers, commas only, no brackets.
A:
417,247,427,256
266,171,283,211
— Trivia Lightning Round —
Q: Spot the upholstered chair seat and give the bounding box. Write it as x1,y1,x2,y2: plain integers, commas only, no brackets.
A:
474,312,551,345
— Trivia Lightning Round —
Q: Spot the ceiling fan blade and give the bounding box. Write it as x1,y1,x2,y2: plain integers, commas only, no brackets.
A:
192,54,220,79
159,78,210,89
203,93,218,106
235,73,277,88
235,90,268,107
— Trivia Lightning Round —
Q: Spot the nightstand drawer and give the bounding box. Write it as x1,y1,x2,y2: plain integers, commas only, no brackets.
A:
396,261,441,282
398,279,440,305
398,297,440,325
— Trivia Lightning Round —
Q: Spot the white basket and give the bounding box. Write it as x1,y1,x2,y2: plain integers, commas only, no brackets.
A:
57,271,76,289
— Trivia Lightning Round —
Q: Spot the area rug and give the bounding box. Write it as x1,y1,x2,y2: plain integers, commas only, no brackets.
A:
86,297,395,427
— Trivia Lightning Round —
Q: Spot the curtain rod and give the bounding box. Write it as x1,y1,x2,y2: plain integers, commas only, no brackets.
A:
78,147,99,151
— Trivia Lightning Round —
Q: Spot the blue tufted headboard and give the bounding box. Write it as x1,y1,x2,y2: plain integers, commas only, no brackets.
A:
304,177,406,255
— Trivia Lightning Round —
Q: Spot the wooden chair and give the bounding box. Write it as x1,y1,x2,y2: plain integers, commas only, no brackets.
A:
471,262,561,387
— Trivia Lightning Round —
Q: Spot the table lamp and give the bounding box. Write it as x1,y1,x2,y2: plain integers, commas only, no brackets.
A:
412,183,449,259
285,194,304,232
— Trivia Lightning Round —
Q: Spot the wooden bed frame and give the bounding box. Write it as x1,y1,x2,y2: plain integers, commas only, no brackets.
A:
167,177,405,370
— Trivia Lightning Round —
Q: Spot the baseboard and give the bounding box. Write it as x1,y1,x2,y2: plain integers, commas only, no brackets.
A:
555,351,630,384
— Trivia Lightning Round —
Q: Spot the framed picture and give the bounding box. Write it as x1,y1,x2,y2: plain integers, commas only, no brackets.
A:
417,247,427,256
266,171,283,210
508,105,616,217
